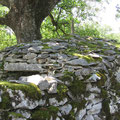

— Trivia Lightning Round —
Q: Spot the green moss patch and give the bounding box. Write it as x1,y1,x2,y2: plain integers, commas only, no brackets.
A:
102,99,111,120
71,99,86,111
42,44,51,49
96,72,107,88
57,84,68,101
111,79,120,97
32,106,59,120
0,81,41,100
9,112,24,119
61,71,75,83
69,80,86,97
0,92,11,109
61,71,86,97
73,53,102,63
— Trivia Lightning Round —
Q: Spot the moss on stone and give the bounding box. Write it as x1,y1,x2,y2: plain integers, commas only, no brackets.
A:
0,81,41,100
41,39,50,42
9,112,24,118
32,106,59,120
48,106,59,113
73,53,102,63
71,99,86,111
111,80,120,97
42,44,51,49
57,84,68,101
61,70,75,83
96,72,107,88
102,99,111,120
113,112,120,120
0,92,11,109
0,59,5,70
32,109,50,120
69,80,86,97
61,71,86,97
101,88,108,99
65,99,87,120
78,41,97,48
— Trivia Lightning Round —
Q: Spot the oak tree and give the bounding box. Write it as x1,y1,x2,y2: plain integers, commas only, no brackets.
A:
0,0,60,43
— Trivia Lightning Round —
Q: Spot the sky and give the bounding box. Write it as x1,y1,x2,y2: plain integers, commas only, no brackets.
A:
95,0,120,33
72,0,120,33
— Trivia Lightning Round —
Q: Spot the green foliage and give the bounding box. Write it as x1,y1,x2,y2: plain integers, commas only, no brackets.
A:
41,0,87,39
105,33,120,42
0,5,16,50
0,25,17,50
0,5,9,17
75,22,112,38
0,0,120,50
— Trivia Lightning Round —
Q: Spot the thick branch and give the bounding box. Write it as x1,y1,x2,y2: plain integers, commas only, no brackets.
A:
0,0,10,8
0,17,7,25
49,13,67,35
49,13,57,26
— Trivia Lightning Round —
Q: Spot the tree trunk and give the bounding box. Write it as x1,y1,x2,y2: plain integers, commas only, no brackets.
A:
71,19,74,35
0,0,61,43
10,11,43,43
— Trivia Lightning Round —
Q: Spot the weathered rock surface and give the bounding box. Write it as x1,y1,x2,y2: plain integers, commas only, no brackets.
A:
0,35,120,119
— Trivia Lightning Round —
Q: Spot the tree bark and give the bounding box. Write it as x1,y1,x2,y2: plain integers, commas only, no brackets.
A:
71,19,74,35
0,0,61,43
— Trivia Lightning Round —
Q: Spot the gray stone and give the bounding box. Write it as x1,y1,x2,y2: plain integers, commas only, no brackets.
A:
50,53,58,58
88,74,101,82
89,53,100,58
37,53,49,59
4,63,44,72
28,46,43,53
23,53,37,59
16,110,31,119
0,53,4,61
38,99,46,106
76,109,86,120
48,83,57,93
93,115,102,120
81,68,92,76
87,103,102,115
66,59,97,66
49,98,68,106
58,54,68,61
7,89,39,109
27,75,49,90
84,115,94,120
89,86,101,93
115,68,120,83
104,50,116,55
102,55,116,62
59,104,72,115
56,117,61,120
27,58,37,64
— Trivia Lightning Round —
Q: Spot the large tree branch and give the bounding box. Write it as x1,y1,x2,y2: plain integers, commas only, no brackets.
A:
49,13,67,35
0,0,10,8
0,17,7,25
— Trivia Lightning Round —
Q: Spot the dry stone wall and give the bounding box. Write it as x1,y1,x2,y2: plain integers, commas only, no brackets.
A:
0,35,120,120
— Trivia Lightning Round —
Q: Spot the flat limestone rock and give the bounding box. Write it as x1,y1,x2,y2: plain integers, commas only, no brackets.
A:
66,58,97,66
4,63,44,72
